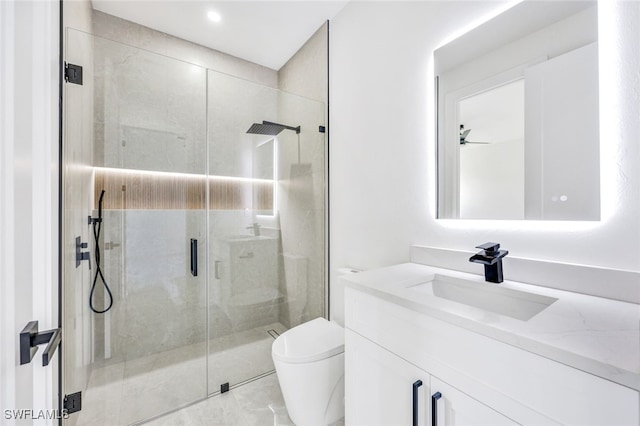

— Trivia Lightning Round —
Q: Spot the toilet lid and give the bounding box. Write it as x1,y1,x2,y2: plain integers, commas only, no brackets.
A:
272,318,344,364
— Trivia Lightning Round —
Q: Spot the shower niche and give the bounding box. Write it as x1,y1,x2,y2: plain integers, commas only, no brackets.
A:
65,28,326,426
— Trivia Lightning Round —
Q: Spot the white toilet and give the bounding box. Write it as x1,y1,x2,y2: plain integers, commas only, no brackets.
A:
272,317,345,426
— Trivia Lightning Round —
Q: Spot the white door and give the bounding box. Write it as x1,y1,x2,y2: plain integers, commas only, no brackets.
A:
0,1,61,424
346,330,431,426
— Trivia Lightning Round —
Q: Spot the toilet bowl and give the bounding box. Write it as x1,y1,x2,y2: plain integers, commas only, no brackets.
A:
272,317,345,426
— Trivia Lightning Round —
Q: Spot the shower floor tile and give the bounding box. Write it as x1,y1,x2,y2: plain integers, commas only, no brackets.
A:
76,322,287,426
146,373,291,426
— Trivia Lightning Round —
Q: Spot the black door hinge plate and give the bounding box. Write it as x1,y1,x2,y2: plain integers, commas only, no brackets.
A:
220,382,229,393
63,391,82,414
65,63,83,85
319,125,326,133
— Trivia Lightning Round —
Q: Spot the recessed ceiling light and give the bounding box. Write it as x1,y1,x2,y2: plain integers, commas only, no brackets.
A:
207,10,222,23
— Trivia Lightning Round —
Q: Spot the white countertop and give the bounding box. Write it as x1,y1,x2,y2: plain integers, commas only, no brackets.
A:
342,263,640,391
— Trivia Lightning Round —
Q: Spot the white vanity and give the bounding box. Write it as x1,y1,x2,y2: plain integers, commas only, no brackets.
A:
341,1,639,423
342,262,640,425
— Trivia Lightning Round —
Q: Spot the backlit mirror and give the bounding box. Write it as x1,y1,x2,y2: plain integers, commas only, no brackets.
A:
435,0,599,220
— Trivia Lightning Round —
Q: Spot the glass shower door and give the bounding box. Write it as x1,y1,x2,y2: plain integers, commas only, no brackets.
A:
64,27,327,426
65,30,208,425
206,70,326,392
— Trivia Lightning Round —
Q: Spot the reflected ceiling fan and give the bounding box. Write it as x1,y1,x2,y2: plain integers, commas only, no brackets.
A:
459,125,491,145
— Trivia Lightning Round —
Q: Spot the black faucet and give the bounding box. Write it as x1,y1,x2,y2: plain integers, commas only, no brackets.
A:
469,242,509,283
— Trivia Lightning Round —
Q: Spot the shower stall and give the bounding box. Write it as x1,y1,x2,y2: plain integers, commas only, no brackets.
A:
63,29,326,425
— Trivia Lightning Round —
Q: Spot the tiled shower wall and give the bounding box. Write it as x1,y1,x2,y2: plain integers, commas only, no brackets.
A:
91,10,278,89
85,11,328,364
276,23,329,328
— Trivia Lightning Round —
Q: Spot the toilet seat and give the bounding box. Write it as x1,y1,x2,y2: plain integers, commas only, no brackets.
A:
272,318,344,364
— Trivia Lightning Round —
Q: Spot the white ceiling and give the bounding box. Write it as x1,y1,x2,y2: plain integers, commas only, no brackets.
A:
91,0,348,70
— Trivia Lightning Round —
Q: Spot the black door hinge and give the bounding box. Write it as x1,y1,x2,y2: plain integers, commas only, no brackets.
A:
64,62,83,85
63,391,82,414
220,382,230,393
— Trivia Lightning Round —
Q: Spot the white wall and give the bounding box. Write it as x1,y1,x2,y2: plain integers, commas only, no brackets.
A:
0,0,59,423
329,1,640,318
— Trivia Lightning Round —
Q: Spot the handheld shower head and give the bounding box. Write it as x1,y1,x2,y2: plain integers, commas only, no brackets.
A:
98,190,106,219
90,188,113,313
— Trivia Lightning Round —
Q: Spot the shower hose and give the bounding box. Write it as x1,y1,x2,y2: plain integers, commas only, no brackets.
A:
90,190,114,313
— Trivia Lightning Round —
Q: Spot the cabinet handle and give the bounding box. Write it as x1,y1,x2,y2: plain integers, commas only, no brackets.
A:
431,391,442,426
413,380,423,426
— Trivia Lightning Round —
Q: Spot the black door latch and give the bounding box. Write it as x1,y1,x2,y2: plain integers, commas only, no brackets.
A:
20,321,61,366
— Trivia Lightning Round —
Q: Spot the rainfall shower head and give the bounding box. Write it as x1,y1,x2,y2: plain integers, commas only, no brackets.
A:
246,120,300,135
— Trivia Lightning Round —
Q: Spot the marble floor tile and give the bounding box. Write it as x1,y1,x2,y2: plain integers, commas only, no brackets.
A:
76,378,123,426
87,362,125,388
120,355,208,424
208,323,284,390
146,392,247,426
209,344,274,394
79,323,287,425
232,373,294,426
147,372,294,426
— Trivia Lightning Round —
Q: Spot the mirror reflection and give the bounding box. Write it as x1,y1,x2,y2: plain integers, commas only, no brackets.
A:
436,0,599,220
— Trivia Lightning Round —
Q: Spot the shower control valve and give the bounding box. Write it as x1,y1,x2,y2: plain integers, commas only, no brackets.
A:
75,236,91,269
88,215,102,225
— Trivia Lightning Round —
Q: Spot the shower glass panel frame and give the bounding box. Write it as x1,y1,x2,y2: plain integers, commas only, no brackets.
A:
206,70,326,393
65,29,208,425
64,29,326,426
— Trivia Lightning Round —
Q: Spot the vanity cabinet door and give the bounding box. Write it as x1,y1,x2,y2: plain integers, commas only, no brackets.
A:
430,376,518,426
346,329,430,426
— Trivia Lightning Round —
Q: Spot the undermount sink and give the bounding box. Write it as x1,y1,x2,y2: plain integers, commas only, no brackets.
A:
406,274,557,321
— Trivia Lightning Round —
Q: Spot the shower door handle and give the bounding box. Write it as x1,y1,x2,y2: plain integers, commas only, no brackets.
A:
190,238,198,277
214,261,221,279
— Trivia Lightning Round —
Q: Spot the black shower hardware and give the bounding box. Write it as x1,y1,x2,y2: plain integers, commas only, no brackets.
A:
75,236,90,268
246,120,300,135
190,238,198,277
469,242,509,283
88,190,113,313
247,120,305,165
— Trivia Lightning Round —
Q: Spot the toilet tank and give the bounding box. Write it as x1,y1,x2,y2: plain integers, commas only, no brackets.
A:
330,267,360,328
